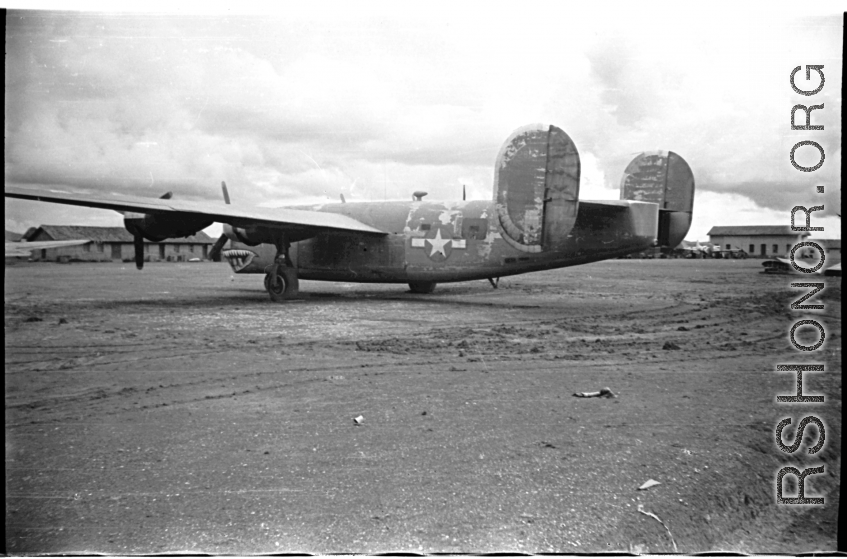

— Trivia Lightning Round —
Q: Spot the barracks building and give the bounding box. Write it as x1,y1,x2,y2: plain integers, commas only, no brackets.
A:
22,225,214,263
707,225,811,258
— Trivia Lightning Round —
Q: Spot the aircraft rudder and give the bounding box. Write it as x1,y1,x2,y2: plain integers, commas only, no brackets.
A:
493,124,580,252
620,150,694,248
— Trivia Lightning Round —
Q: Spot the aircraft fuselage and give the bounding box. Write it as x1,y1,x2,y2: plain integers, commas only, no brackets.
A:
226,198,659,283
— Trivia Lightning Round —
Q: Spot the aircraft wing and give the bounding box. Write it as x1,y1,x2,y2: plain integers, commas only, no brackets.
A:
4,186,387,236
5,239,90,257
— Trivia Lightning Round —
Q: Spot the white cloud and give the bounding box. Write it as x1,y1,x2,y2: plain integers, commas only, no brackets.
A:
688,191,841,242
5,5,842,243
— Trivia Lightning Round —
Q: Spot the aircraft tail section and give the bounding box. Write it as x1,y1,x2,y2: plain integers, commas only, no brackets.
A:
620,151,694,248
494,124,580,252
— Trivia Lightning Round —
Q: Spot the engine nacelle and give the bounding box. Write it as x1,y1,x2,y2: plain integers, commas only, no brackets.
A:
124,213,213,242
222,224,279,246
222,241,277,274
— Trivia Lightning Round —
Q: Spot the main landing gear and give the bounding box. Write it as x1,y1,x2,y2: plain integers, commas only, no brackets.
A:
265,235,299,302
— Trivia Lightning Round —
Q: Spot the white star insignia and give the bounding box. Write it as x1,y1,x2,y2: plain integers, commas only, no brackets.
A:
426,228,451,257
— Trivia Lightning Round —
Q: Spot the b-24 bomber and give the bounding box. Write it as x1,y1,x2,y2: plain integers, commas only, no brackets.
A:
5,124,695,302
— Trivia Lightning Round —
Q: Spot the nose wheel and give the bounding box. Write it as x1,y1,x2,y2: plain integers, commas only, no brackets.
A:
265,235,299,302
265,264,299,302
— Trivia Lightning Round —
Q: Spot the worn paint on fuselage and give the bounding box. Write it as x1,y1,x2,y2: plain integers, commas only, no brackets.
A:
226,198,659,284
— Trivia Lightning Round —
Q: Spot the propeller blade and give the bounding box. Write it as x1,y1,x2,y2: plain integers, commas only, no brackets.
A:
134,233,144,270
221,181,231,205
463,184,466,201
210,183,232,262
209,234,228,262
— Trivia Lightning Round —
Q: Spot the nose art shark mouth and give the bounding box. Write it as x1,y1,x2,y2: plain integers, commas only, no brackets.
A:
222,249,256,272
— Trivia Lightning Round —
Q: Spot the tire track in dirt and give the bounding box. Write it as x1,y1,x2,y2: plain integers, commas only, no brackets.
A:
5,262,840,553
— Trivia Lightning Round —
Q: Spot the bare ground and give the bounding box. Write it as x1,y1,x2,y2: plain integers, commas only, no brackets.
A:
4,259,841,554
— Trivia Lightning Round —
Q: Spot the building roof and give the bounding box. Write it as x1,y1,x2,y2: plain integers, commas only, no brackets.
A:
25,225,215,244
707,225,810,237
5,230,22,242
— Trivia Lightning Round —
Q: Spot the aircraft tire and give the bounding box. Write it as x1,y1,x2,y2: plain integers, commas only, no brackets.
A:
266,266,299,302
408,281,436,294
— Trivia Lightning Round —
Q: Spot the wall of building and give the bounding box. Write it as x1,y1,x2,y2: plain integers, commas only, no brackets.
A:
31,241,210,262
154,242,209,262
709,235,804,257
122,242,209,262
115,243,209,262
807,239,842,258
38,242,111,262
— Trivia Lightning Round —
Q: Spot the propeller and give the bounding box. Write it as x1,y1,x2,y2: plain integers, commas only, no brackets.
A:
131,191,173,270
209,234,228,262
209,181,231,262
134,232,144,270
463,184,466,201
221,181,230,204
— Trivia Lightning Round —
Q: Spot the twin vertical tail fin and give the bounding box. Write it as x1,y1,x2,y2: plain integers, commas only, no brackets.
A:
493,124,580,252
620,151,695,249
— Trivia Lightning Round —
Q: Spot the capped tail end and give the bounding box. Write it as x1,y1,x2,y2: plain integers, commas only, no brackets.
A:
620,151,694,249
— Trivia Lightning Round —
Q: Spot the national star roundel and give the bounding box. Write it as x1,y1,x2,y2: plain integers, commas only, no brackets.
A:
412,225,467,262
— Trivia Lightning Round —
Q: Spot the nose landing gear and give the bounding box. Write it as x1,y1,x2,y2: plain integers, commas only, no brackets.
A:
265,235,299,302
265,265,299,302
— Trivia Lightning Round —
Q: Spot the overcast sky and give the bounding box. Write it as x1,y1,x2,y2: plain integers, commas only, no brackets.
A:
4,2,843,241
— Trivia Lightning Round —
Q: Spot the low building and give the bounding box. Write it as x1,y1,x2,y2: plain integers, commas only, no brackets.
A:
23,225,214,263
707,225,810,258
807,238,841,257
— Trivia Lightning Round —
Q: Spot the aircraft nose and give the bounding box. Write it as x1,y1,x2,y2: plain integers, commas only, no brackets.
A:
222,249,256,272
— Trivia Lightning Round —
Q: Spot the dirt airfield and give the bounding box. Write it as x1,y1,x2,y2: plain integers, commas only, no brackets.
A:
5,258,841,554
